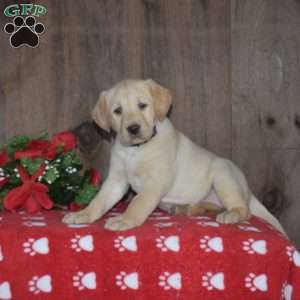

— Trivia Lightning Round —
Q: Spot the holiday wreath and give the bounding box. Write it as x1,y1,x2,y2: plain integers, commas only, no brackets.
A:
0,131,101,213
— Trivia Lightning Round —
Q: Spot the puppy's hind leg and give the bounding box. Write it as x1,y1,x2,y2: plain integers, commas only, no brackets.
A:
212,159,250,224
173,202,224,216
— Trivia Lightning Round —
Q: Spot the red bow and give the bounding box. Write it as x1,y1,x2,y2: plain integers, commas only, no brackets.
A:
3,165,53,214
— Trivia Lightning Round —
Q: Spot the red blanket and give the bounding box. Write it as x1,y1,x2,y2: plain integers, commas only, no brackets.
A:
0,204,299,300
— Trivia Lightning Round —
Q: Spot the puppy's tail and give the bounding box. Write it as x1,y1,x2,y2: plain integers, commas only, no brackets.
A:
249,195,287,237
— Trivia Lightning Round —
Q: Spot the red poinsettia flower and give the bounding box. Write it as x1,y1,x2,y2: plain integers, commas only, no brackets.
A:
27,139,58,160
43,145,58,160
89,168,101,186
3,165,53,214
0,151,10,166
27,139,52,151
51,132,77,152
15,149,43,159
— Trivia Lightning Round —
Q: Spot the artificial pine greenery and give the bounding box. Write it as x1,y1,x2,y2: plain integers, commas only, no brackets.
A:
0,132,101,210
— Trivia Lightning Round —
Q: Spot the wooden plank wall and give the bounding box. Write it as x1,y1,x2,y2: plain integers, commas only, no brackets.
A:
0,0,299,245
231,0,300,245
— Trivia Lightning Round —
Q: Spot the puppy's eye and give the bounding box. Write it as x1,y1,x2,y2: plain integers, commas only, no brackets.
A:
138,103,148,110
113,107,122,115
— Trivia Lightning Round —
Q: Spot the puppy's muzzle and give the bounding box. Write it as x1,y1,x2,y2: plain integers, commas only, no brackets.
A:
127,124,140,136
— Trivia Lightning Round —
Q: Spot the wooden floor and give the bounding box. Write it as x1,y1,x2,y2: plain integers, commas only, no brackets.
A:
0,0,300,245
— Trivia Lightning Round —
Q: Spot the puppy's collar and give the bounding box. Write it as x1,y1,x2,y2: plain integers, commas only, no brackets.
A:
130,127,157,147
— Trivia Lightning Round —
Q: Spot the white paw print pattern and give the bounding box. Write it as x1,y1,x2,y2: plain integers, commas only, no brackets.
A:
28,275,52,294
23,221,47,227
200,236,223,253
238,225,261,232
23,237,49,256
282,282,293,300
191,216,211,220
286,246,300,267
115,272,139,290
197,221,220,227
156,236,180,252
242,239,267,255
67,224,90,228
0,245,3,261
154,222,176,228
22,215,45,221
70,235,94,252
245,273,268,292
73,272,97,291
202,272,225,291
114,236,137,252
0,281,12,299
158,272,182,290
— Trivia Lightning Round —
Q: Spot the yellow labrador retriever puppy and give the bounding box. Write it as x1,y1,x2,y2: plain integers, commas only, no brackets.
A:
63,79,286,234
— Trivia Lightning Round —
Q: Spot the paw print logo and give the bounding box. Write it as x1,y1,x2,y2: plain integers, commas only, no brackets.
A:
200,236,223,253
23,237,49,256
156,236,180,252
286,246,300,267
0,281,11,299
73,272,97,291
158,272,182,290
244,273,268,292
114,236,137,252
70,235,94,252
281,282,293,300
115,271,139,290
202,272,225,291
242,239,267,255
28,275,52,294
4,16,45,48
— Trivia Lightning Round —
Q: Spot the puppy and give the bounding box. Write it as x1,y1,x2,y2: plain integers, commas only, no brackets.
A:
63,79,286,234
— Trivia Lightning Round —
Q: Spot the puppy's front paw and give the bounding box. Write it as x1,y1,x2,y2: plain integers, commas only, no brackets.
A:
62,210,96,224
104,215,136,231
216,209,244,224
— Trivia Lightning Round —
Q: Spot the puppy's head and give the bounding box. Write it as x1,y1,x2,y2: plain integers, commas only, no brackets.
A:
92,79,172,146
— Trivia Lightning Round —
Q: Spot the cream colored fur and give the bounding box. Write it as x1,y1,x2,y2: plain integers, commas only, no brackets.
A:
63,79,286,235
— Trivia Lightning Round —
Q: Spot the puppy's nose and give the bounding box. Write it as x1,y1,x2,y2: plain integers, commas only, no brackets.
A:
127,124,140,135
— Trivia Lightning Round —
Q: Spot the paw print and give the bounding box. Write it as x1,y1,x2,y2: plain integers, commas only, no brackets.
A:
286,246,300,267
23,237,49,256
201,272,225,291
242,239,267,255
245,273,257,292
281,282,293,300
245,273,268,292
115,271,139,290
238,225,261,232
116,272,128,290
158,272,182,290
23,238,37,256
200,236,224,253
70,235,94,252
73,272,96,290
114,236,137,252
4,16,45,48
197,220,220,227
200,236,213,252
156,236,169,252
28,275,52,294
156,235,180,252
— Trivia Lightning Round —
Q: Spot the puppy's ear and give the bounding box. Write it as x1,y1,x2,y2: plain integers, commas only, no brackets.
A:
91,91,111,132
147,79,172,121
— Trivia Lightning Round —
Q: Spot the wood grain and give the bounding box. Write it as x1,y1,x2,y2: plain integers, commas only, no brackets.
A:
231,0,300,244
1,0,300,246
